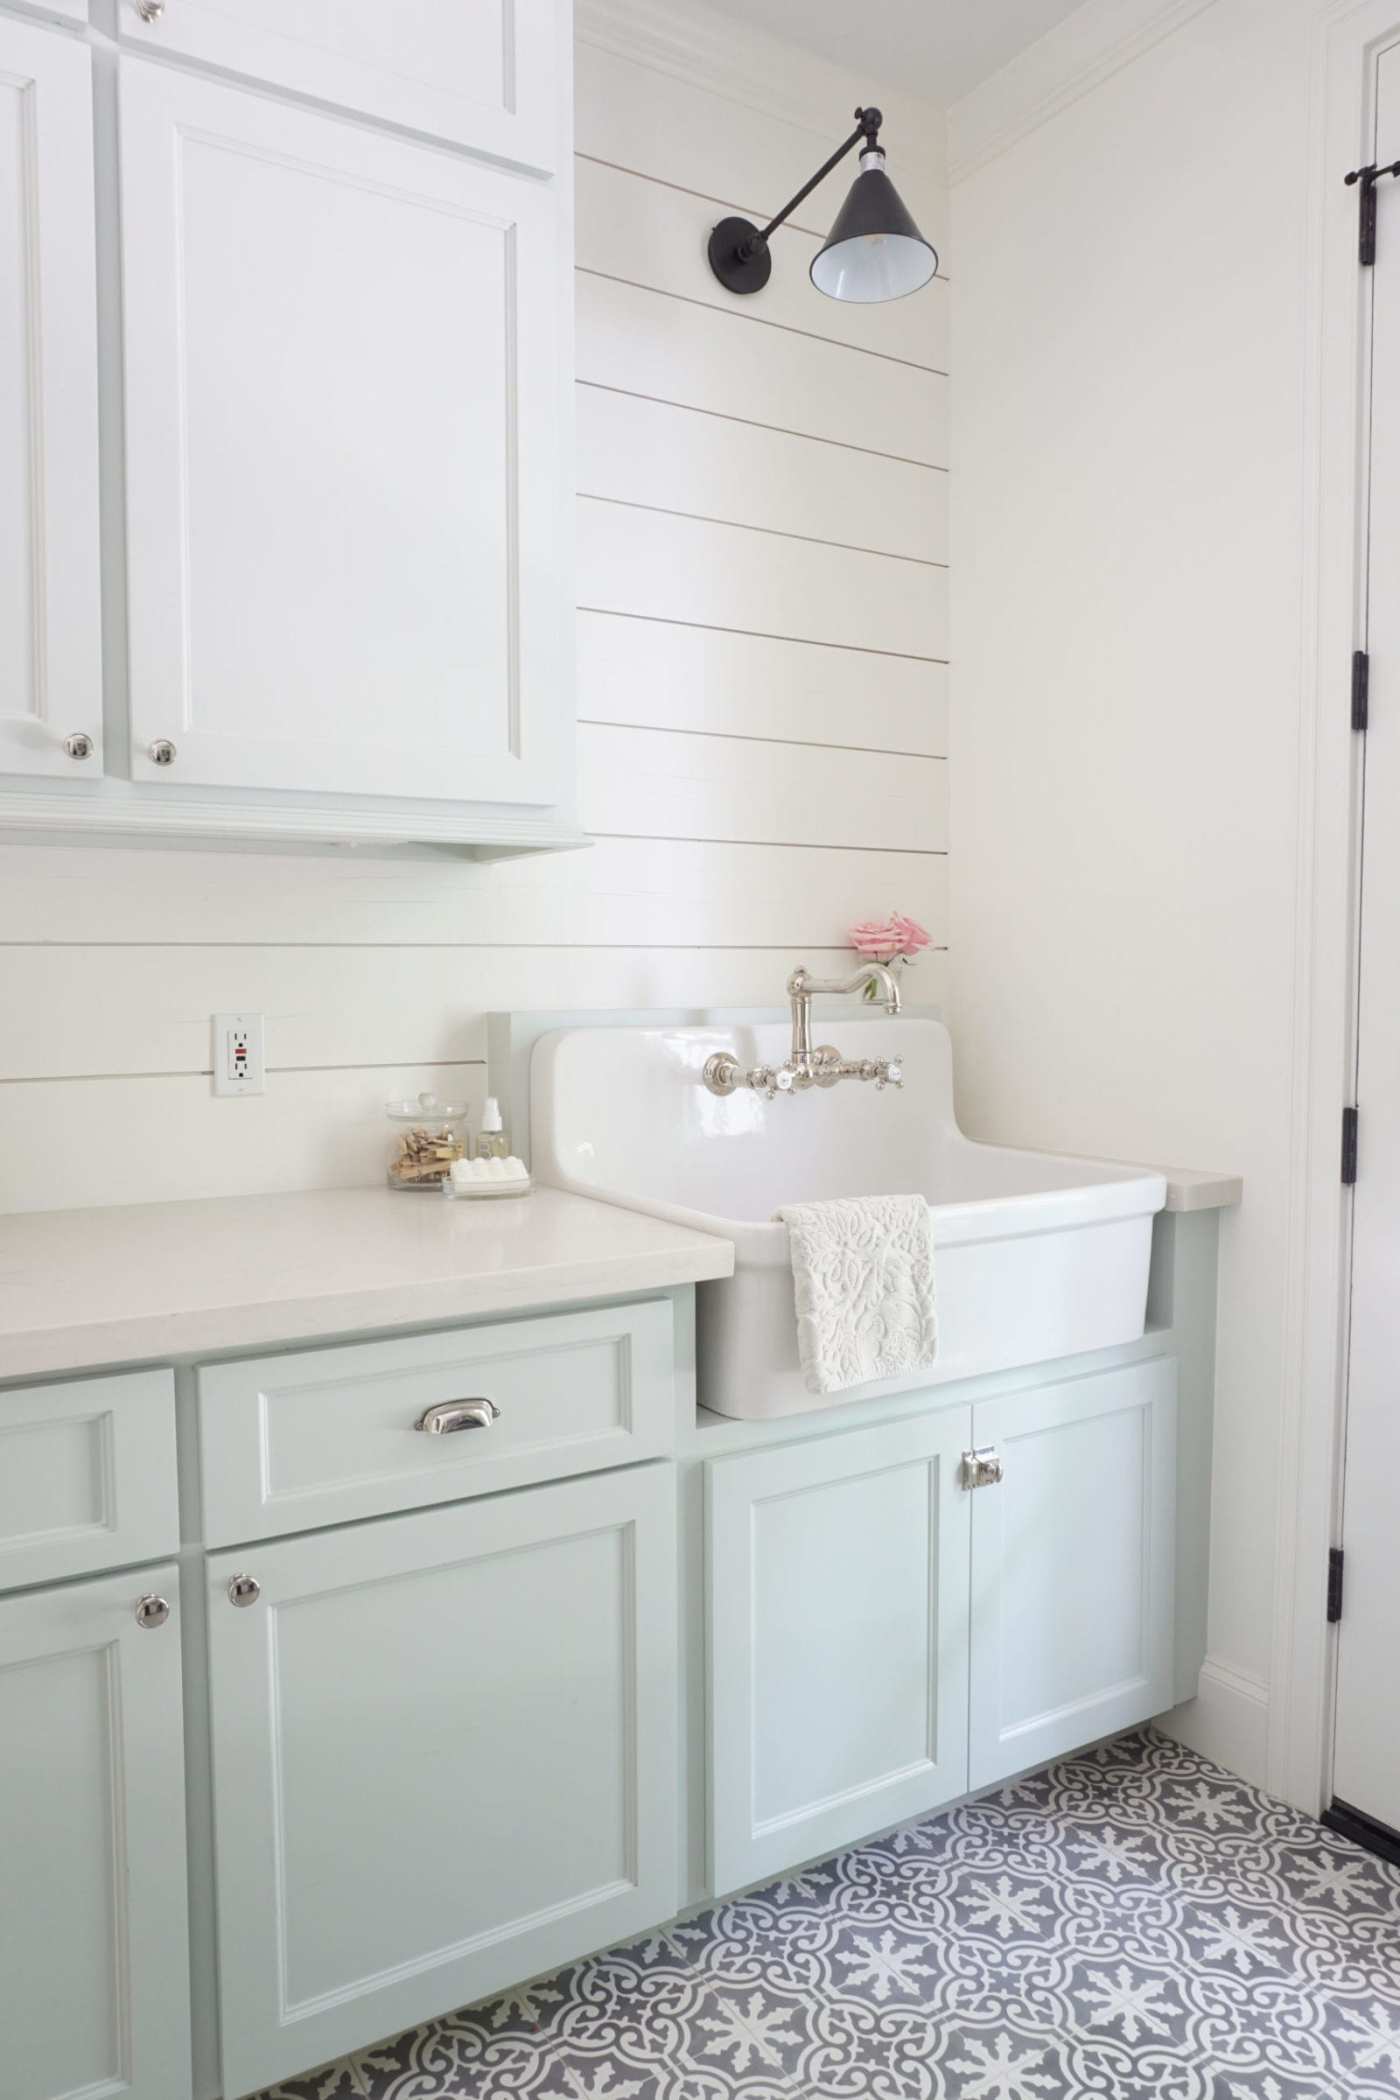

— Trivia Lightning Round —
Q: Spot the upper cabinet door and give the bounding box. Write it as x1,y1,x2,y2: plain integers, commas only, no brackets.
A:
116,0,561,172
120,59,571,807
0,17,102,778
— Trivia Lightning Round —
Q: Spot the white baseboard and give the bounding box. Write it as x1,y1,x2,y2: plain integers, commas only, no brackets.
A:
1158,1656,1271,1789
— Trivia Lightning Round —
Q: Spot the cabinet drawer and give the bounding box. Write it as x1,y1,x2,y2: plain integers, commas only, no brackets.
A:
0,1370,178,1591
198,1300,675,1544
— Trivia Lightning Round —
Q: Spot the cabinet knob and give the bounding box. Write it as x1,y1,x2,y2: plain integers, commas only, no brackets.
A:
137,0,165,20
227,1573,261,1608
415,1398,500,1435
148,738,177,766
961,1447,1004,1491
135,1593,170,1630
64,732,94,761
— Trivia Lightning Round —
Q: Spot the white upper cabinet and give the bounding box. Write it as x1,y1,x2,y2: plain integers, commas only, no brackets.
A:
119,58,571,810
118,0,559,171
0,16,101,779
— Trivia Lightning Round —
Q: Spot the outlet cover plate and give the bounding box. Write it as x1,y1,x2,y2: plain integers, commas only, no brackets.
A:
212,1012,265,1097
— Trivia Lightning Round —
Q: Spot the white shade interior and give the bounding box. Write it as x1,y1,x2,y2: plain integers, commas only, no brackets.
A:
810,231,938,303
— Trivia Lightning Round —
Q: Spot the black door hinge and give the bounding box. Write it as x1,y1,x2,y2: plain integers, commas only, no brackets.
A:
1353,650,1370,731
1328,1546,1345,1623
1345,158,1400,265
1342,1106,1359,1185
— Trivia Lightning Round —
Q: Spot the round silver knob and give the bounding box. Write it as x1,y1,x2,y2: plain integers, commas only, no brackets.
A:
137,0,165,20
64,732,94,761
147,738,177,766
227,1573,261,1609
134,1593,170,1630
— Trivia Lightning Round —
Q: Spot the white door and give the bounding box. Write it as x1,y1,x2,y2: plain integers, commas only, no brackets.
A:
207,1466,678,2099
707,1409,971,1899
967,1359,1177,1790
0,16,102,778
0,1566,191,2100
120,59,570,807
117,0,560,172
1334,36,1400,1851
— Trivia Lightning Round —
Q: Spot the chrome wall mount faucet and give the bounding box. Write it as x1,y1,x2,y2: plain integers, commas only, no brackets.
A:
702,963,905,1098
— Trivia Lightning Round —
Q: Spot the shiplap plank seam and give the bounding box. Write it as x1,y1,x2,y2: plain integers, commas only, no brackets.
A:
578,380,946,474
578,264,948,377
575,607,947,665
581,492,948,570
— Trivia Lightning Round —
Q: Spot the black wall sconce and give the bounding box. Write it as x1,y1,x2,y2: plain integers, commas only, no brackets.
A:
707,107,938,305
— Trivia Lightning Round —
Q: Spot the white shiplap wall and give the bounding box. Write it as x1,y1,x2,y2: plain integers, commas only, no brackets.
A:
0,5,948,1213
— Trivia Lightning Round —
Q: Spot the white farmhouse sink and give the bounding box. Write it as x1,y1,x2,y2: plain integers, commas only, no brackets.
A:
531,1020,1167,1420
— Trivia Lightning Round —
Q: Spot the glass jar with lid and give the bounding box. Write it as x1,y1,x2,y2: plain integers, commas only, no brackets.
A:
385,1092,468,1191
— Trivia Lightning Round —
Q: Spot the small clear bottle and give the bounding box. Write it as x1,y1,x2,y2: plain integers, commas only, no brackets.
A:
475,1096,510,1161
386,1091,468,1191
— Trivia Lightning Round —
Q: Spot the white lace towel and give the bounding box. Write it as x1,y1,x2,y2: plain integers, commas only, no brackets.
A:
775,1193,937,1396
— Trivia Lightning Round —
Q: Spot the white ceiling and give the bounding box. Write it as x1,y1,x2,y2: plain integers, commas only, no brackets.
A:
696,0,1088,107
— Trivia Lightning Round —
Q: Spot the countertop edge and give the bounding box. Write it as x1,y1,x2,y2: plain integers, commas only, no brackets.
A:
0,1239,735,1385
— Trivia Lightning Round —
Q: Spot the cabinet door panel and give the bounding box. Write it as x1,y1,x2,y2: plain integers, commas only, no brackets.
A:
969,1358,1177,1789
120,60,569,806
707,1410,971,1898
0,1566,191,2100
118,0,559,171
207,1467,677,2098
0,16,101,778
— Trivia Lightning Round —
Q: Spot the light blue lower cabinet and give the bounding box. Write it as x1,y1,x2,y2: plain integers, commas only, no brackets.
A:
704,1355,1181,1900
205,1464,679,2100
967,1357,1178,1789
0,1565,192,2100
706,1408,974,1899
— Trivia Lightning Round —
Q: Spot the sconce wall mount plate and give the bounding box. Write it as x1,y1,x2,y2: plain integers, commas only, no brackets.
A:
707,215,773,295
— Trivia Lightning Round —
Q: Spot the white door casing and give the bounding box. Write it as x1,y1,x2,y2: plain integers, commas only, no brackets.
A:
206,1465,678,2099
1332,33,1400,1845
706,1408,972,1898
120,59,569,807
0,1565,191,2100
0,15,102,779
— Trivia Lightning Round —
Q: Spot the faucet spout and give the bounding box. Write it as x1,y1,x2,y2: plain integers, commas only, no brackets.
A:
786,962,902,1016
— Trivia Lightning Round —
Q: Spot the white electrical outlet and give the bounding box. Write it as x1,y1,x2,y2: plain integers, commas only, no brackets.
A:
212,1013,265,1097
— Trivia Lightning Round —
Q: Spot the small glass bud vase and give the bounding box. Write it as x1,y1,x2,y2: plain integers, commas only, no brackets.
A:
386,1092,468,1191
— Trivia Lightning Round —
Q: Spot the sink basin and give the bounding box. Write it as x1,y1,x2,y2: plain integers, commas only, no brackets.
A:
531,1020,1167,1420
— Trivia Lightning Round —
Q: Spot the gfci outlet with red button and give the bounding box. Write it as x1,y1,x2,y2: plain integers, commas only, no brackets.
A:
212,1013,265,1097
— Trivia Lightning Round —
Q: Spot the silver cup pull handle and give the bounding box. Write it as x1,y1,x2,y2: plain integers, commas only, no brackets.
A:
415,1398,500,1435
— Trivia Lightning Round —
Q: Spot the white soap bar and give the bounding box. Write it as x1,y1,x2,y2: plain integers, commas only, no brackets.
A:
448,1154,531,1194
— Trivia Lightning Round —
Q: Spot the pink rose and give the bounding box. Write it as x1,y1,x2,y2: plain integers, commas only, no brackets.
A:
848,912,931,963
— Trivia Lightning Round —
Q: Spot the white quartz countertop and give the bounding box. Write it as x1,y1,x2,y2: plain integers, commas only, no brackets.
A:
0,1186,736,1382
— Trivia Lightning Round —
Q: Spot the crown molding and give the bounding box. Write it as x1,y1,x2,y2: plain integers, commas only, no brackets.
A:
573,0,942,166
948,0,1219,183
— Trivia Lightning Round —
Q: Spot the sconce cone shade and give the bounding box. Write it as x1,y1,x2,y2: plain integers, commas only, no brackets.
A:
810,154,939,303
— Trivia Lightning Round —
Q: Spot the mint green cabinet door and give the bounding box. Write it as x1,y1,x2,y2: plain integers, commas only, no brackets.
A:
707,1408,972,1899
968,1358,1178,1790
0,1566,191,2100
207,1466,679,2099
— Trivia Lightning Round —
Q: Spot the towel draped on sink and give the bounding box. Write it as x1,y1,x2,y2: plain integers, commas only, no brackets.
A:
774,1193,938,1396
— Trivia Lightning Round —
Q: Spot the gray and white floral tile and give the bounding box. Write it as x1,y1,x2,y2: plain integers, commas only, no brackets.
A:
257,1729,1400,2100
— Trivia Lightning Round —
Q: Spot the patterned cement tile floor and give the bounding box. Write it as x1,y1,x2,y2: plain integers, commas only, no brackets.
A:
259,1729,1400,2100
